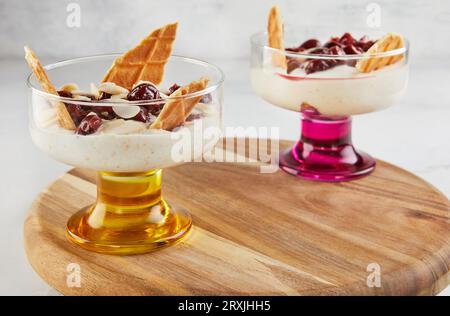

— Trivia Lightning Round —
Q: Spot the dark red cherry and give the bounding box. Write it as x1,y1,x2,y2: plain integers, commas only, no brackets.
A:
339,32,356,46
357,37,376,52
127,83,160,101
304,60,332,74
99,92,112,100
57,90,72,98
324,40,343,48
285,47,304,53
329,45,345,55
93,105,116,120
299,39,321,50
309,47,330,55
168,83,181,95
76,112,102,135
145,103,164,117
131,107,156,123
66,103,88,126
129,106,152,123
329,36,340,43
343,44,364,55
287,59,303,74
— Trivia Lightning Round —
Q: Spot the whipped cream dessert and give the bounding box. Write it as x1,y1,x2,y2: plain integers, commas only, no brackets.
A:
30,82,220,172
25,22,223,173
252,32,408,116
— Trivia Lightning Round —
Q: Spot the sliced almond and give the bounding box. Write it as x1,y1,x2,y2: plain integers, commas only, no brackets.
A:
98,82,129,95
101,119,146,135
110,93,129,100
73,95,92,101
112,105,140,119
90,83,100,99
59,83,79,93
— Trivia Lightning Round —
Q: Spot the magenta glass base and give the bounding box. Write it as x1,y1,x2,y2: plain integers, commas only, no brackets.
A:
280,114,375,182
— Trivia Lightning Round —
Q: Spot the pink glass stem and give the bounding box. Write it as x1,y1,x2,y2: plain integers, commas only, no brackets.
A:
279,113,375,182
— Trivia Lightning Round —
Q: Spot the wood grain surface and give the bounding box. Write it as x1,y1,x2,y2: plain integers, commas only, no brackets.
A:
24,139,450,295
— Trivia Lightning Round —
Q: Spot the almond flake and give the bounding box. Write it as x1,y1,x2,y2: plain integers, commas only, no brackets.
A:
110,93,129,100
90,83,100,99
112,105,141,119
59,83,79,93
73,95,92,101
98,82,129,95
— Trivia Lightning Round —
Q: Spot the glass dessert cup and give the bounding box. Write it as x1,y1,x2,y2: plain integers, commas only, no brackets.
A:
250,27,409,182
27,54,224,255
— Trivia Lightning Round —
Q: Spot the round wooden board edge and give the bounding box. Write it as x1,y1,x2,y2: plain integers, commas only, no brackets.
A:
23,139,450,296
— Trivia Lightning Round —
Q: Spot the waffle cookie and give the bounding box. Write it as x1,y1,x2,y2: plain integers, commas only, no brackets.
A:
150,77,209,131
102,23,178,90
356,33,405,73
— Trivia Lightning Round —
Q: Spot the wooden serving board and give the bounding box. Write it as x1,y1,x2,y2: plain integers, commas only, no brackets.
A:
24,139,450,295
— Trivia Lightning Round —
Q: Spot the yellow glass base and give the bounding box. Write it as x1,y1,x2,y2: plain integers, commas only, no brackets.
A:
66,169,192,255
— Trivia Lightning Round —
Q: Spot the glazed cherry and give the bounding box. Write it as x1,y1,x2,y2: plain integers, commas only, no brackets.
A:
76,112,102,135
99,92,112,100
324,40,342,48
285,47,304,53
130,107,150,123
309,47,330,55
329,45,345,55
339,32,356,46
287,59,302,74
57,90,72,98
304,60,332,74
93,105,116,120
299,39,321,50
286,39,320,53
127,83,161,101
168,83,181,95
357,37,375,52
343,44,364,55
146,103,164,116
66,103,88,126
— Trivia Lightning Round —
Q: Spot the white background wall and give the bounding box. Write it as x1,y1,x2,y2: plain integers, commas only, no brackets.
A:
1,0,449,60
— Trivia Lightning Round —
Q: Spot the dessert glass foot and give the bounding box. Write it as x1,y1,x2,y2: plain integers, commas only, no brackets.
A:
279,114,375,182
66,170,192,255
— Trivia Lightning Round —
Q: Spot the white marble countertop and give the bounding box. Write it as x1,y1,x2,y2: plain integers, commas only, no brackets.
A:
0,58,448,295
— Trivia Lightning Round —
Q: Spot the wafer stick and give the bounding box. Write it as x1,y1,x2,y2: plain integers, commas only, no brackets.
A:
268,6,287,69
24,46,75,130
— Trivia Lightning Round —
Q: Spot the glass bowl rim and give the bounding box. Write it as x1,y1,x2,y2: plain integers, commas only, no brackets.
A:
250,28,409,60
27,54,225,107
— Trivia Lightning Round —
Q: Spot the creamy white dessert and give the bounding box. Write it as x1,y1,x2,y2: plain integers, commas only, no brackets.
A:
251,61,409,116
30,102,221,172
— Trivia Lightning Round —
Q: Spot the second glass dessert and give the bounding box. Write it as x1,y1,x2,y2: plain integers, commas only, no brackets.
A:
251,7,409,182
